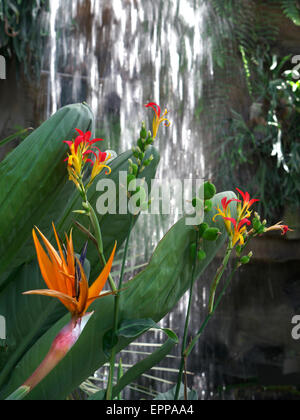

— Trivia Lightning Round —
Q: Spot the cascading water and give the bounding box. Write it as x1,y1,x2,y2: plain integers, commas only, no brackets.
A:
45,0,217,399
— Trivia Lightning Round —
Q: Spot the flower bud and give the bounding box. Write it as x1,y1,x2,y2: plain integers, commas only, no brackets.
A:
137,138,144,151
204,200,213,213
252,218,261,231
131,163,138,176
254,212,261,220
198,222,209,237
240,255,250,265
199,181,217,201
140,123,148,139
127,174,136,188
202,227,220,241
146,134,154,145
192,197,203,209
133,150,140,160
197,249,206,261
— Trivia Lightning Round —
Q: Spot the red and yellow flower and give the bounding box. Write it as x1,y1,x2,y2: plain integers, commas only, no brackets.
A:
213,196,241,236
64,129,105,188
223,216,252,246
85,148,112,187
236,188,259,219
213,189,259,246
145,102,171,138
265,221,292,236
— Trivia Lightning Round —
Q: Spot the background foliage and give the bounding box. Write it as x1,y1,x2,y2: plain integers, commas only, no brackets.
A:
0,0,49,75
205,0,300,221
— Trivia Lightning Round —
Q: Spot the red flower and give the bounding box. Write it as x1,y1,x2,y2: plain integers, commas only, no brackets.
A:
236,188,260,212
145,102,171,138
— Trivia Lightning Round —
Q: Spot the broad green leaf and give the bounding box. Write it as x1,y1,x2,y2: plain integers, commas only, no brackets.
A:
0,103,94,289
0,147,160,392
117,319,158,338
0,192,237,400
91,324,178,400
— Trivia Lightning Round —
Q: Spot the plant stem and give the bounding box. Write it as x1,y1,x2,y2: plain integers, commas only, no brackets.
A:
184,263,239,359
106,214,135,400
208,242,233,314
85,201,117,292
174,232,199,401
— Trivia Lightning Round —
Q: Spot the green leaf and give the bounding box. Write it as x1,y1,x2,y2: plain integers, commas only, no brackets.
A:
117,319,158,338
0,145,160,392
0,192,237,400
103,329,118,359
0,103,94,289
91,321,178,400
0,127,32,148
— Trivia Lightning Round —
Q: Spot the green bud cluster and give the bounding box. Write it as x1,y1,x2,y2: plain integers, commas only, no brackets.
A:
198,222,220,241
130,122,154,178
239,251,253,265
190,242,207,262
252,214,266,235
190,220,221,262
192,181,217,215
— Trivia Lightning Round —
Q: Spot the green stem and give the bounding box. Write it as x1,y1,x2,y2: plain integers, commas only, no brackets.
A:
87,201,117,292
174,232,199,401
184,263,239,359
86,202,103,254
106,214,135,400
208,242,233,314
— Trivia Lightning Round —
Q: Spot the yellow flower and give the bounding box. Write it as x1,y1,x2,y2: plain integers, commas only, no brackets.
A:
86,149,112,188
64,129,104,186
213,197,241,236
145,102,171,138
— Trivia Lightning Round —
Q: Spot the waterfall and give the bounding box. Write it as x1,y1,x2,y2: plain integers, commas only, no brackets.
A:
46,0,215,399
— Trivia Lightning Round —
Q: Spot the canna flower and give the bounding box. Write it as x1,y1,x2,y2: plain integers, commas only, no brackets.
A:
213,189,259,247
223,217,252,246
86,148,112,188
236,188,259,218
64,129,104,186
265,221,292,236
24,223,116,320
213,197,241,235
145,102,171,138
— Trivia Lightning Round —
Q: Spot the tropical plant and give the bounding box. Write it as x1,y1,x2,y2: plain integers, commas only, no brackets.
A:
0,101,290,401
215,55,300,220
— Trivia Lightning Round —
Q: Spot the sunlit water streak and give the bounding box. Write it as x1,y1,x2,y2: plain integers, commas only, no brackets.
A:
46,0,215,398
